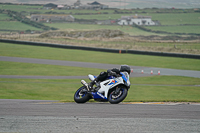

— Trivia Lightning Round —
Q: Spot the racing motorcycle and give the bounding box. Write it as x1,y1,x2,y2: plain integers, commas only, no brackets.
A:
74,65,131,104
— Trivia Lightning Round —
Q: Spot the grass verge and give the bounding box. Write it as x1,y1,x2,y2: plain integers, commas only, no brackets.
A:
127,85,200,102
0,76,200,102
0,61,104,76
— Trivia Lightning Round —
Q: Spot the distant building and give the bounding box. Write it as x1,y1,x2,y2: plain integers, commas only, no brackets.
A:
31,14,75,22
118,15,158,26
72,0,109,9
43,0,109,10
87,1,109,9
43,3,57,9
57,5,64,9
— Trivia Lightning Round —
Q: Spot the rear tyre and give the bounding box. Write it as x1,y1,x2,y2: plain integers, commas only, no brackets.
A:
74,86,90,103
108,86,128,104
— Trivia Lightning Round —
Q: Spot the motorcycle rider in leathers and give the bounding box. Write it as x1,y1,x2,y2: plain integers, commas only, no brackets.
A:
87,68,121,91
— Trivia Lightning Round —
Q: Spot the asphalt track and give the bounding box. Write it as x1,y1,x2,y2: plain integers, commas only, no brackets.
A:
0,99,200,133
1,56,200,132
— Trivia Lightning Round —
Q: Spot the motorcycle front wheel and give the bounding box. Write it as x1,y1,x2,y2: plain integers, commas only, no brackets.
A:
74,86,90,103
108,86,128,104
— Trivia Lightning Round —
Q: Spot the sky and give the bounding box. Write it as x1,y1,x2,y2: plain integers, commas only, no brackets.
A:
0,0,199,9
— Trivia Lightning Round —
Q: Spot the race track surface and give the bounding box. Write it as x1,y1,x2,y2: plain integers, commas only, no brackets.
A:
0,99,200,133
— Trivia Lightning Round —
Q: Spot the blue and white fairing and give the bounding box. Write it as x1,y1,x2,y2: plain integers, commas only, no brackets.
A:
90,72,130,100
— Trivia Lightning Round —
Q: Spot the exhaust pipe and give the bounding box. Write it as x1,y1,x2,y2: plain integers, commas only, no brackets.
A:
81,80,90,91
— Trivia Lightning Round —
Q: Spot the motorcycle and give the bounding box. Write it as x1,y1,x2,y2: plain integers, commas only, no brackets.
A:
74,70,131,104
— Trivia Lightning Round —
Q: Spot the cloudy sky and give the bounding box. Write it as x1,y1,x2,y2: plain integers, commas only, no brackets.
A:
0,0,199,9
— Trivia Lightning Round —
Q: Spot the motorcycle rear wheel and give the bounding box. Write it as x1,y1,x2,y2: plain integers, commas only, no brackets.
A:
108,86,128,104
74,86,90,103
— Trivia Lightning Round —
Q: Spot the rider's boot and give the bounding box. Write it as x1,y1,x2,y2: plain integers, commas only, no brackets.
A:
81,79,96,91
88,80,96,91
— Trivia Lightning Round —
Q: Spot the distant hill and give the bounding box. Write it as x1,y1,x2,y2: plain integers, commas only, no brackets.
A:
0,0,199,9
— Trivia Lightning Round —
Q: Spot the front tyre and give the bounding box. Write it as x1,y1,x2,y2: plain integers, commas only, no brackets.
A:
108,86,128,104
74,86,90,103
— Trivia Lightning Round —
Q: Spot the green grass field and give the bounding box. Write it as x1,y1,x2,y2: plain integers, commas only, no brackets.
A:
0,14,11,20
0,21,42,31
73,13,200,25
0,5,199,36
128,85,200,102
0,4,43,12
145,25,200,34
45,12,200,35
73,12,200,34
149,13,200,25
0,61,104,76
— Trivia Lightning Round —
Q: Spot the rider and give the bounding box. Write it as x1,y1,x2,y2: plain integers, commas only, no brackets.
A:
87,65,131,90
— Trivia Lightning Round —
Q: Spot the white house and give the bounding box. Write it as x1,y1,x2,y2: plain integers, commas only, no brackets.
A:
118,15,156,26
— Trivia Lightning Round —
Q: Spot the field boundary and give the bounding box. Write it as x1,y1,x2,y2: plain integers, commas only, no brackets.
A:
1,38,200,59
133,24,200,36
